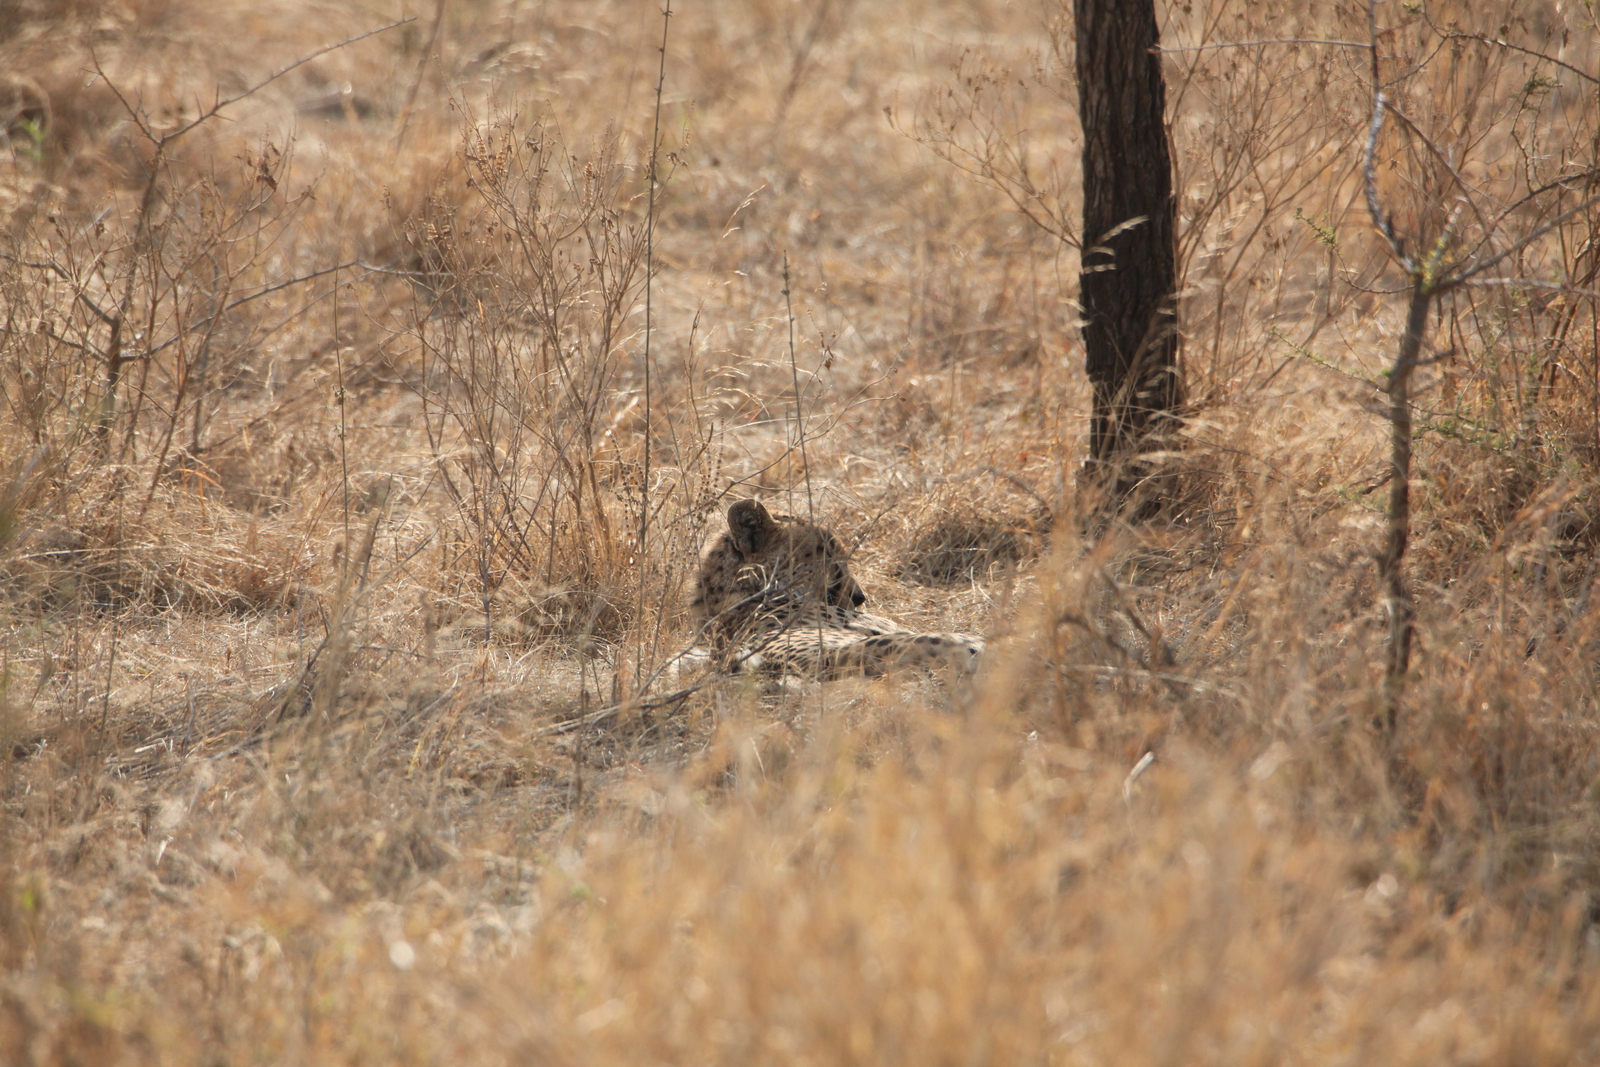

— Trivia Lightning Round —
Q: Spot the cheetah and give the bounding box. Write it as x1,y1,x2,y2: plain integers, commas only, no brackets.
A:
690,498,984,677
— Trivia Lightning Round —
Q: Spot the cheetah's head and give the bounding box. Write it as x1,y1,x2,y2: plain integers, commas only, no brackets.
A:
726,498,866,611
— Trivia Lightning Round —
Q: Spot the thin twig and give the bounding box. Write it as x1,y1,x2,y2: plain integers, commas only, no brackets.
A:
1363,6,1408,268
1460,278,1600,300
0,252,118,324
218,260,370,317
394,0,446,150
635,0,672,684
782,253,828,694
1456,192,1600,284
1382,102,1499,228
164,18,415,146
782,253,816,525
1153,38,1367,54
1430,24,1600,87
928,465,1053,515
1492,168,1600,219
334,262,350,568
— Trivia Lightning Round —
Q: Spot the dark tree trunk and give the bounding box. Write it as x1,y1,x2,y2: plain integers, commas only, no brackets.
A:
1075,0,1183,478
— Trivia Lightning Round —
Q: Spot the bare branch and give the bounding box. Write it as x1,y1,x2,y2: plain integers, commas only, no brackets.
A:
1459,278,1600,301
1363,5,1409,270
1429,23,1600,87
134,261,374,362
0,251,71,278
1488,169,1600,230
89,49,155,141
0,252,118,324
1153,38,1367,54
394,0,446,150
1453,192,1600,285
1383,101,1501,222
219,260,369,317
162,17,415,145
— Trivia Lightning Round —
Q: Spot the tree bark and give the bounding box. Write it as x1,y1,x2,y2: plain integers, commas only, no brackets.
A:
1075,0,1183,476
1376,281,1432,729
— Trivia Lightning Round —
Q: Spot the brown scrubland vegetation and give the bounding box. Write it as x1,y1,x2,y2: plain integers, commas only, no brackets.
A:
4,0,1600,1061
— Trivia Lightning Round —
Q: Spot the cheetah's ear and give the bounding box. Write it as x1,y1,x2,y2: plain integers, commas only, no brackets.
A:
727,498,776,556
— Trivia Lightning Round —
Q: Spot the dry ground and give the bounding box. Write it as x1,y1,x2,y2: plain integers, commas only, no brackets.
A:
4,0,1600,1062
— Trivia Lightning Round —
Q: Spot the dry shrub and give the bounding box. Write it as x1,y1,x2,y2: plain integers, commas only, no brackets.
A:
397,116,661,644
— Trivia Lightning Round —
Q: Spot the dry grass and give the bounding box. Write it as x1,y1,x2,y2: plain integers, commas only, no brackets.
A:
3,0,1600,1062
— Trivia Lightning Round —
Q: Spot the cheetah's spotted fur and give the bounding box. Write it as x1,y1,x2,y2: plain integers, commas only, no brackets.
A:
690,499,984,677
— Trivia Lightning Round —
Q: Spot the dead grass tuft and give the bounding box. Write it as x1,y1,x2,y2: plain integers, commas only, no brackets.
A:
895,510,1037,585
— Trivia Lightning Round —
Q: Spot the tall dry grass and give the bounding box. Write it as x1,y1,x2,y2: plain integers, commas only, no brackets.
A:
3,0,1600,1062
